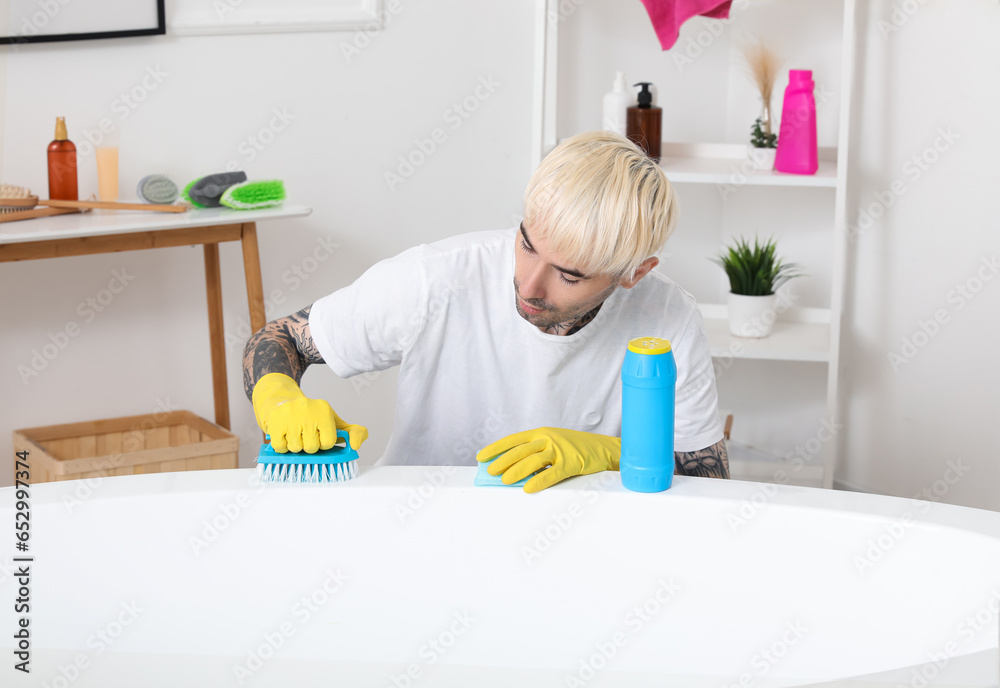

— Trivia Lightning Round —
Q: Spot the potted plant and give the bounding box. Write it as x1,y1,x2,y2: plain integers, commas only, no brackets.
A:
712,236,803,338
742,41,781,170
748,116,778,170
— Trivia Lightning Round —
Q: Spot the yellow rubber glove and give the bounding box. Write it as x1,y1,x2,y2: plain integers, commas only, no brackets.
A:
476,427,620,494
251,372,368,454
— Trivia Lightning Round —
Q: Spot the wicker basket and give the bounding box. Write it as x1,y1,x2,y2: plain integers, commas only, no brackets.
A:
13,410,238,483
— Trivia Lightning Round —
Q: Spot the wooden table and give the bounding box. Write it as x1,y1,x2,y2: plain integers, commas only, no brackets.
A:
0,205,313,430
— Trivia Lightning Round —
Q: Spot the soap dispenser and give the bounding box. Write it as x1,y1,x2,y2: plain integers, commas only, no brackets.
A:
626,82,661,162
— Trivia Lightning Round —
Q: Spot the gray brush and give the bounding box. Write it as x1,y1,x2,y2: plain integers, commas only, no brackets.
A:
184,171,248,208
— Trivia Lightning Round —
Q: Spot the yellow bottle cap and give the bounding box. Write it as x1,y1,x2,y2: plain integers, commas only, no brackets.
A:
627,336,671,355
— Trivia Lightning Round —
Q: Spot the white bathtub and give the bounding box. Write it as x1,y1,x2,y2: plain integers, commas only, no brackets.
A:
1,467,998,687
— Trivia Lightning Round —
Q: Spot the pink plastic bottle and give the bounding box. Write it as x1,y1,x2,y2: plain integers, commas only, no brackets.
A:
774,70,818,175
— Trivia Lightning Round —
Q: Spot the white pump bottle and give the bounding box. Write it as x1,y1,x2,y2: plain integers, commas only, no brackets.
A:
602,71,633,137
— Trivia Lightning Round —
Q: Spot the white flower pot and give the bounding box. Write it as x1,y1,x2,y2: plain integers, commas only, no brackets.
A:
728,292,778,338
746,145,777,171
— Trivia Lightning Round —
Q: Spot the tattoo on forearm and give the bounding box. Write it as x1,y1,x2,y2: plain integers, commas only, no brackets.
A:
242,332,298,396
242,305,325,399
674,440,730,479
287,307,325,365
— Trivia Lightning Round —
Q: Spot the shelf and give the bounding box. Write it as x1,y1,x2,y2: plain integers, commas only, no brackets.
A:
700,304,831,363
657,142,838,188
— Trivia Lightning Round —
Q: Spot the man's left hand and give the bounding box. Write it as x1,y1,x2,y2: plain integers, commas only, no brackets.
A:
476,427,620,493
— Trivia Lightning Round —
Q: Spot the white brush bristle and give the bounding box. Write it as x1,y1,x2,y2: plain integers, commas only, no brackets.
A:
256,459,358,484
0,184,37,214
0,184,32,198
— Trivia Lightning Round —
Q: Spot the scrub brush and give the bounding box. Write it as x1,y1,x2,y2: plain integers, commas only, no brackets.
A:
0,184,79,223
137,175,179,205
0,184,38,214
221,180,285,210
256,430,359,484
182,171,248,208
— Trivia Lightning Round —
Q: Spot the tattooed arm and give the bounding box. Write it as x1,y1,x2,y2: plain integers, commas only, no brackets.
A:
242,305,325,400
674,439,730,479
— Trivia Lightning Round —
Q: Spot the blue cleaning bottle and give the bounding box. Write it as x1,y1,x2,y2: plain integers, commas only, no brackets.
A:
620,336,677,493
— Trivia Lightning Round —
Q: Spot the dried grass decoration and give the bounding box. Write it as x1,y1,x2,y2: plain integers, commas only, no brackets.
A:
741,41,782,140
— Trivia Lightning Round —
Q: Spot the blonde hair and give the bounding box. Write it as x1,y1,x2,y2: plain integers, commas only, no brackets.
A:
523,131,678,280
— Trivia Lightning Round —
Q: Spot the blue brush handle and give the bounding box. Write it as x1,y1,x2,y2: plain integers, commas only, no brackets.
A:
259,429,358,465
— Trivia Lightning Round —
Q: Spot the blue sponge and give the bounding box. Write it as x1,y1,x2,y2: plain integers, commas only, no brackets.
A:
474,458,529,488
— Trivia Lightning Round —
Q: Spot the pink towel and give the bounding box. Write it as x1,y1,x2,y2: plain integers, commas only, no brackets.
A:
639,0,733,51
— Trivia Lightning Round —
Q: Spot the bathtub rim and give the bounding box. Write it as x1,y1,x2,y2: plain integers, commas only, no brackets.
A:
3,466,998,544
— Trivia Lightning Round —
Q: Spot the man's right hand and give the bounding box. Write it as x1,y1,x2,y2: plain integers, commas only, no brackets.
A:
251,372,368,454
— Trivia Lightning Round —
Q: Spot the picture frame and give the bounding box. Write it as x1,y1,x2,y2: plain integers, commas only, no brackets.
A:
0,0,165,46
168,0,386,37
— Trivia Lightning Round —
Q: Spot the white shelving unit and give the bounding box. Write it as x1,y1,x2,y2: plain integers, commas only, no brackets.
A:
531,0,858,488
657,142,839,188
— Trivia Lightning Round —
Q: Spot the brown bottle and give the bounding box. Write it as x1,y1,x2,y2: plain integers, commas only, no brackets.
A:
626,83,662,162
47,116,78,200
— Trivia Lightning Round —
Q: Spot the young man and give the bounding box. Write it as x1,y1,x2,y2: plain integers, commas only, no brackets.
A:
245,131,728,493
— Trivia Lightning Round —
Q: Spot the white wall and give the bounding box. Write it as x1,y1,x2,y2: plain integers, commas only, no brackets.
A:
841,0,1000,510
2,0,998,513
0,0,536,478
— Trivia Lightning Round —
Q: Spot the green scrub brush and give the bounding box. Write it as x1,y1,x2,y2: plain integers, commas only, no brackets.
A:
221,180,285,210
256,430,359,484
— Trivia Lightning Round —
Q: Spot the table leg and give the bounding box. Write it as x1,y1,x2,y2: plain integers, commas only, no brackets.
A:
241,222,267,335
241,222,268,443
203,243,230,430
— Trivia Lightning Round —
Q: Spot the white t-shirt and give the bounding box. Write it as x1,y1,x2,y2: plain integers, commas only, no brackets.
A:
309,228,723,466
